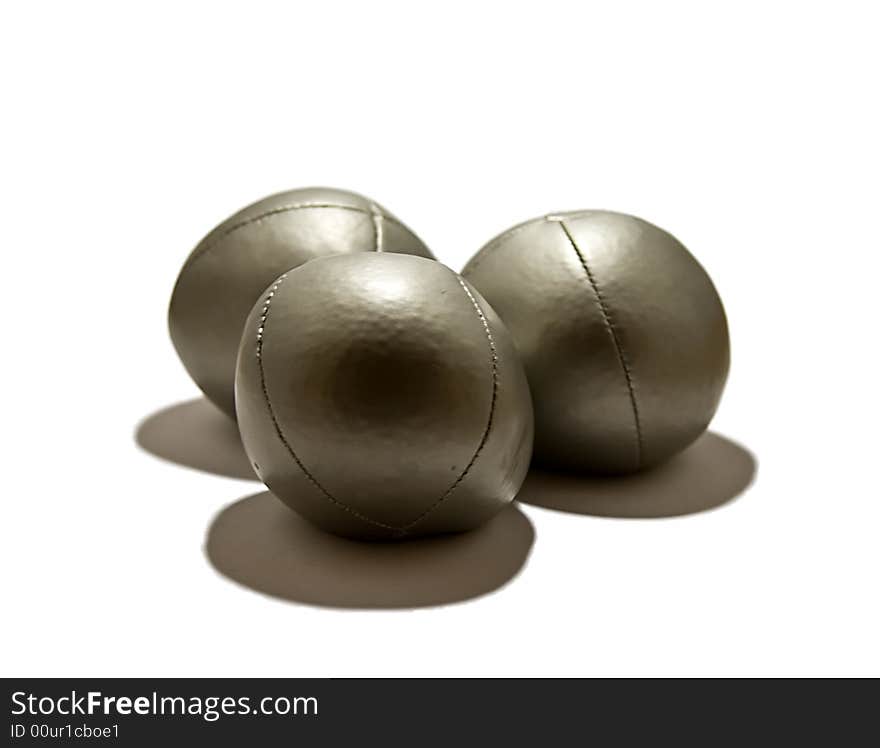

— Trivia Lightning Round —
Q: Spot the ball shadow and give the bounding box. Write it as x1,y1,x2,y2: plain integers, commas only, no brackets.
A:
135,398,257,481
205,492,536,609
517,432,756,518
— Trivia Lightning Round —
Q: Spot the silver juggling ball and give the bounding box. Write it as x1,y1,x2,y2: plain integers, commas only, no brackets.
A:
462,210,729,474
235,253,534,540
169,187,434,418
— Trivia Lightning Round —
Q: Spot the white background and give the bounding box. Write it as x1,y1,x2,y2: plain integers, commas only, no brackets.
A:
2,1,878,677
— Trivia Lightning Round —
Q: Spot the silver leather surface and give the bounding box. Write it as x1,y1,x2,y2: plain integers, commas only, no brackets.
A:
235,253,534,540
169,187,434,418
462,210,729,474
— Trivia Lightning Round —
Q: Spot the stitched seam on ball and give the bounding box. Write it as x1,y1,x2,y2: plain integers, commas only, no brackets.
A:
256,274,400,533
369,202,384,252
402,276,500,530
466,213,587,274
557,219,644,468
187,202,409,267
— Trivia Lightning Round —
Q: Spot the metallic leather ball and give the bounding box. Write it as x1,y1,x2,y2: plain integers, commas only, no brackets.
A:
169,187,434,419
462,210,729,474
235,253,534,541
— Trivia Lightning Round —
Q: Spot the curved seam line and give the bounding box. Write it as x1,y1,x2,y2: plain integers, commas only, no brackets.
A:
401,276,499,530
556,219,644,468
256,274,400,532
464,213,589,275
187,202,407,267
258,273,500,534
369,202,384,252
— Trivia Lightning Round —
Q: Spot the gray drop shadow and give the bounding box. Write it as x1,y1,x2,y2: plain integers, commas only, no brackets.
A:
135,398,257,481
205,492,535,609
517,432,756,518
